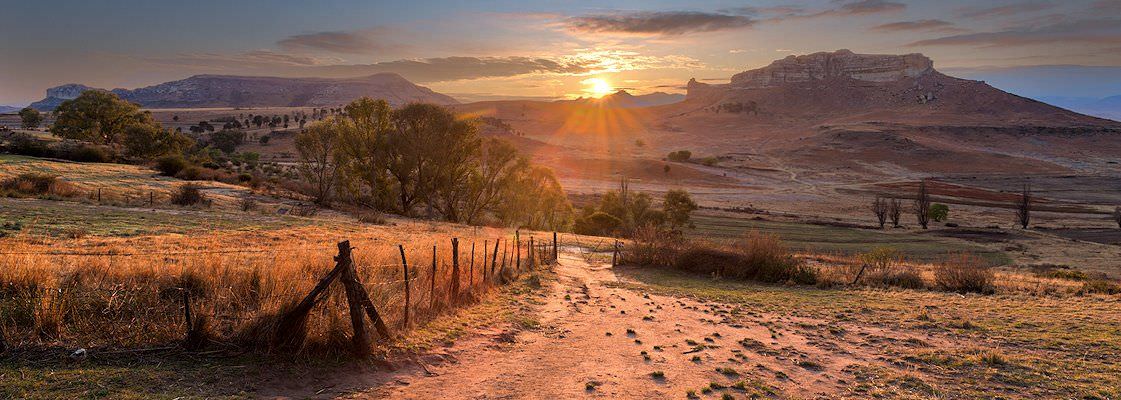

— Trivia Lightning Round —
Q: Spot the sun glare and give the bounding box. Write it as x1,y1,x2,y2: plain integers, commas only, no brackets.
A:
583,78,615,98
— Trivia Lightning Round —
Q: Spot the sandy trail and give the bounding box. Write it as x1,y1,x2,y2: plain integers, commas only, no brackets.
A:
348,247,938,400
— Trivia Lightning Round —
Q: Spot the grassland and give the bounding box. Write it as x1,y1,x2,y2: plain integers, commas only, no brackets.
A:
690,213,1012,266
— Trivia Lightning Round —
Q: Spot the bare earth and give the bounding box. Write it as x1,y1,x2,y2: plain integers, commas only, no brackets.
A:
345,248,935,399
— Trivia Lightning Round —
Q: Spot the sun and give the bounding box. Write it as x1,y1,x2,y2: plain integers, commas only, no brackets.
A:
582,78,615,98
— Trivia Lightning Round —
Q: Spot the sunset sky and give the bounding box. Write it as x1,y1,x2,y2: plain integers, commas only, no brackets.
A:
2,0,1120,105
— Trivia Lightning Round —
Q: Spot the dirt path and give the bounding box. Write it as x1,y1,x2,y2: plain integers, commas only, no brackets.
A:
344,247,941,399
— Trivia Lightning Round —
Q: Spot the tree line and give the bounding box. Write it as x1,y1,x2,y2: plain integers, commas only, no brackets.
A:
294,97,573,230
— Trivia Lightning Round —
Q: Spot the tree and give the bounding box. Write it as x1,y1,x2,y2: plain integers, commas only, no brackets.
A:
928,203,949,222
295,118,341,204
664,189,698,229
334,97,393,209
209,129,245,154
872,196,888,228
19,107,42,129
889,198,902,228
915,179,931,229
121,124,193,160
1016,184,1031,229
172,115,179,122
51,91,160,145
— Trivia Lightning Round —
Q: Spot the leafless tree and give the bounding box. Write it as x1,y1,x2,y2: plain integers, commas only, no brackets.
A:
872,196,888,228
1016,184,1031,229
915,179,931,229
889,198,902,228
1114,206,1121,229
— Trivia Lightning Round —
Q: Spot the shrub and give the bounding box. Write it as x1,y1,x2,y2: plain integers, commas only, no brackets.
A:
171,184,207,206
934,254,994,294
622,224,681,267
670,232,814,284
238,195,257,212
5,134,54,157
667,150,692,162
66,145,113,163
865,269,926,290
573,211,623,236
357,213,387,225
155,154,191,176
1078,280,1121,295
0,173,78,198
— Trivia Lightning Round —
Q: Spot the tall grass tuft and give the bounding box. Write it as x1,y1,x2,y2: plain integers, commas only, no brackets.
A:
934,253,995,294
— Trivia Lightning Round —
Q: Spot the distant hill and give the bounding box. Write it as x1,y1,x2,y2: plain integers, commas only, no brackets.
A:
30,73,458,111
1038,95,1121,122
571,90,684,108
0,105,22,114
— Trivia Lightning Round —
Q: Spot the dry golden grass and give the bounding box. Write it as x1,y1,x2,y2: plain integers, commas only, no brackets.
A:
0,221,556,354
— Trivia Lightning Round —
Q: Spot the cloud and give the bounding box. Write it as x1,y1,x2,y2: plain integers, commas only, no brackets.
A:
277,30,383,54
955,2,1056,19
153,50,337,68
564,11,756,36
871,19,961,32
832,0,906,15
327,56,594,82
908,18,1121,47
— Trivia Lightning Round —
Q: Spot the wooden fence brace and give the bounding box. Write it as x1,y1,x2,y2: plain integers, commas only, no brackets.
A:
337,241,391,341
553,232,558,262
337,241,370,353
430,245,437,310
451,238,460,299
851,264,868,285
399,244,411,328
274,251,350,347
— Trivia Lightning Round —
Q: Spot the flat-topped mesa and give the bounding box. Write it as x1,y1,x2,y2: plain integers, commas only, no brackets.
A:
729,49,934,88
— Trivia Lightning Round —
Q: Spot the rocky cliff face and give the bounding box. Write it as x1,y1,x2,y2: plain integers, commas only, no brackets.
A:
729,49,933,88
31,74,457,110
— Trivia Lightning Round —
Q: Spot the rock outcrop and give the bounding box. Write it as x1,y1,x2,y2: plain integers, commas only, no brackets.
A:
729,49,933,88
31,74,457,110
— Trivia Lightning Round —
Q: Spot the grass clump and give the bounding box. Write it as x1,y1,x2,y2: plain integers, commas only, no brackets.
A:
934,254,994,294
170,183,207,206
626,228,814,285
0,173,78,198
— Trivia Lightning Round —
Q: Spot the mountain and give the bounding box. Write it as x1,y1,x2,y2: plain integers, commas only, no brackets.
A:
30,73,457,110
571,90,685,108
1038,95,1121,122
0,105,23,114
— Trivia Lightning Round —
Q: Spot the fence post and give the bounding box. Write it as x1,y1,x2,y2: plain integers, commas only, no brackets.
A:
500,240,508,278
337,241,369,354
149,191,154,206
469,241,475,288
529,237,535,269
338,241,391,341
612,240,619,268
430,245,437,310
97,187,102,202
182,290,193,337
553,232,558,262
451,238,460,299
399,244,410,328
516,238,521,271
482,240,488,281
491,239,500,282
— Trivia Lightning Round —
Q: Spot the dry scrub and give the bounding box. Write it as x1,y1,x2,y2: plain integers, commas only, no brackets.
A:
0,224,552,354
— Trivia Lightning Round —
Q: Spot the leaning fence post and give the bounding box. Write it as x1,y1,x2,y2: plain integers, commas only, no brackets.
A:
337,241,391,341
451,238,460,299
399,244,411,328
274,253,348,348
430,245,437,310
337,241,370,354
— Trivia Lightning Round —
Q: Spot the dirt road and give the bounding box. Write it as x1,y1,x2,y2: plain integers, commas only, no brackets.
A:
348,247,921,399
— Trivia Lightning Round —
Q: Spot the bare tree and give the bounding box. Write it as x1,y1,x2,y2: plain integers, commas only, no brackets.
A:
889,198,902,228
1114,206,1121,229
915,179,931,229
1016,184,1031,229
872,196,888,228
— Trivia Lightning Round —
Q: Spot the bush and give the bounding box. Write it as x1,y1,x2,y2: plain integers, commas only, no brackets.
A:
66,145,113,163
667,232,814,284
573,211,623,236
622,225,682,267
171,184,207,206
1078,280,1121,295
667,150,692,162
865,269,926,290
5,134,54,157
1,173,78,198
155,155,191,176
934,254,994,294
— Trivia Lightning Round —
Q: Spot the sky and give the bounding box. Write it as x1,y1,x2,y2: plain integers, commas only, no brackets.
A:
2,0,1121,105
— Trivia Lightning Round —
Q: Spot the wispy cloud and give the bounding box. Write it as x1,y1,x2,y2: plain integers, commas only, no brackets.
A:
909,18,1121,47
564,11,756,36
955,2,1056,19
831,0,907,15
277,30,388,54
871,19,962,33
152,50,338,68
